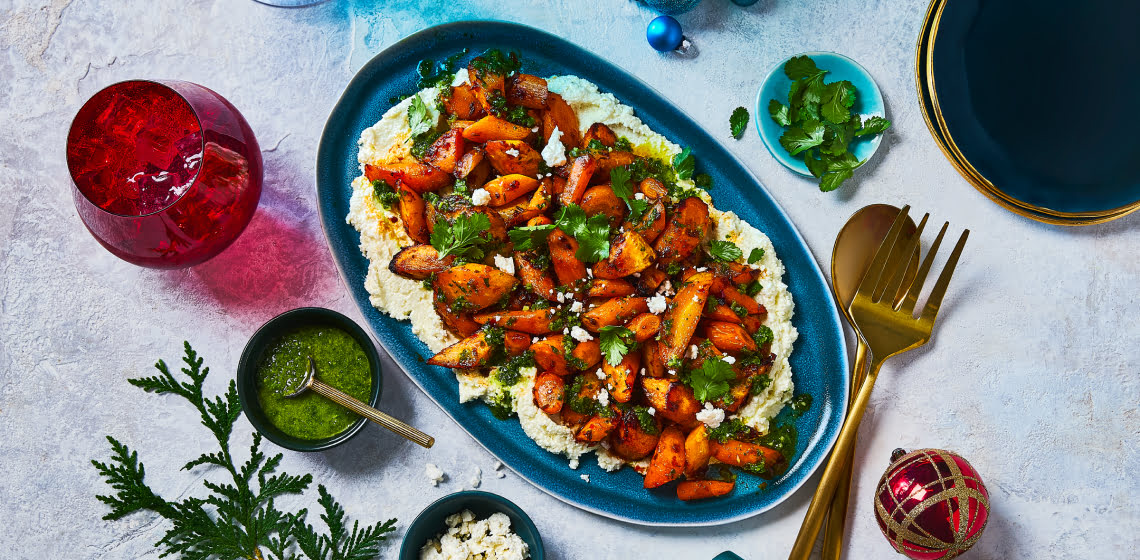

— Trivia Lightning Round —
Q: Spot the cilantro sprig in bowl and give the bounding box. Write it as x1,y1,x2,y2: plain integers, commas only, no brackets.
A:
756,52,889,191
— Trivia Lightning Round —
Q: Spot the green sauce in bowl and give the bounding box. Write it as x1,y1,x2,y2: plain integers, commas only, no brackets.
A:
256,326,372,440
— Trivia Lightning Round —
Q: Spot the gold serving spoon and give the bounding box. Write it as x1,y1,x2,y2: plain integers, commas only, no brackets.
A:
823,205,917,560
286,356,435,448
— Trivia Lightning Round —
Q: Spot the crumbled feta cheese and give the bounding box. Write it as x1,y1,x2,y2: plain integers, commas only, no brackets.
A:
696,267,707,272
471,188,491,206
647,407,656,416
693,295,700,302
595,368,606,380
556,291,566,303
639,368,646,375
531,126,540,132
451,68,470,87
696,403,726,429
504,147,520,157
723,355,736,364
469,466,482,489
420,510,529,560
493,254,515,274
493,460,504,471
570,325,594,342
657,280,673,295
541,126,567,167
689,344,699,360
496,471,506,479
597,389,610,406
580,474,591,483
532,337,540,344
633,272,641,277
634,192,645,200
667,369,677,376
587,268,594,278
425,463,446,486
570,301,584,313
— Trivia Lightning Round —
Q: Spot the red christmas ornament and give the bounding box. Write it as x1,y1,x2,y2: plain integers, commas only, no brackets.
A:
874,448,990,559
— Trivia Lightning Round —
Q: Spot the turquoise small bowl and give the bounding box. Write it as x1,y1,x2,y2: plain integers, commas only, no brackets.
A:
400,491,544,560
755,51,886,177
236,307,384,452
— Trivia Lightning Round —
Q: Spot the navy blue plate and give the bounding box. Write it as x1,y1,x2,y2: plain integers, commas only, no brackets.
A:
930,0,1140,216
316,21,848,526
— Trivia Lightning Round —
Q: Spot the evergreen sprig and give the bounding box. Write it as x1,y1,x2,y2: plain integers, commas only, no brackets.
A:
92,341,396,560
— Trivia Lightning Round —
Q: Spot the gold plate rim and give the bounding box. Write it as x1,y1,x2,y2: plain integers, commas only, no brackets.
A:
917,0,1140,226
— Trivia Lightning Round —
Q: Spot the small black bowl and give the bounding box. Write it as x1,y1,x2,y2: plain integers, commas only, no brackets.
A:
236,307,383,452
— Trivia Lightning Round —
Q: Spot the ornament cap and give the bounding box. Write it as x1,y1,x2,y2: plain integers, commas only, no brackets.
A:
891,448,908,462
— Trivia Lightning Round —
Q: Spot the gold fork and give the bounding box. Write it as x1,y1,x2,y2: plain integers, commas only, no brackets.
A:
789,205,969,560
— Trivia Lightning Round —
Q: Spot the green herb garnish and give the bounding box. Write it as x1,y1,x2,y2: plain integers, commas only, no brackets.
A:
686,356,736,403
672,147,696,181
431,212,494,261
407,94,435,138
554,204,612,263
708,240,743,262
610,166,649,221
730,107,750,139
706,418,749,443
770,55,891,192
749,373,772,395
753,325,774,347
92,342,396,559
371,179,399,210
599,325,635,366
747,247,765,264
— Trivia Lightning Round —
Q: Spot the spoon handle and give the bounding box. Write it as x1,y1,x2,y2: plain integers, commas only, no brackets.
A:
822,341,869,560
308,379,435,448
788,354,885,560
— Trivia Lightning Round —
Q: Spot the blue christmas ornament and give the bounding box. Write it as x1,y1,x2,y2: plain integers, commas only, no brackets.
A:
641,0,702,15
646,16,684,52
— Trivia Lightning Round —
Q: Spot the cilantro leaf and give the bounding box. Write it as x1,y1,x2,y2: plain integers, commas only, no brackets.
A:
768,99,791,127
688,357,736,403
609,166,648,221
821,80,857,124
804,150,829,178
820,122,855,156
855,115,892,137
818,152,864,192
672,147,695,180
407,94,434,138
779,120,825,156
599,325,634,366
431,212,494,260
784,55,827,81
555,204,612,262
729,107,750,139
508,224,555,250
747,247,765,264
708,240,743,262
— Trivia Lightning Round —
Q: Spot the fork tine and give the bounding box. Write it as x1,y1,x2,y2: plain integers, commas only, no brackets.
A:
876,213,929,304
921,229,970,323
854,205,911,299
902,221,948,314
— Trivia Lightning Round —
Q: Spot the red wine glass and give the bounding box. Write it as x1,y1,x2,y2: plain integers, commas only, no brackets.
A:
66,80,263,268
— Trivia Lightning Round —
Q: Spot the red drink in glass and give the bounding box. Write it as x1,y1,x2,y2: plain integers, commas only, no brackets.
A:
67,80,262,268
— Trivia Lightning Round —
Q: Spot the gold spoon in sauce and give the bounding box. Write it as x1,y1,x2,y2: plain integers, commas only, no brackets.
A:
286,356,435,449
822,204,918,560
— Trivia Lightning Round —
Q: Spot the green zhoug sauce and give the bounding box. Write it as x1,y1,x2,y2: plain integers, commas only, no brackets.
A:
256,326,372,440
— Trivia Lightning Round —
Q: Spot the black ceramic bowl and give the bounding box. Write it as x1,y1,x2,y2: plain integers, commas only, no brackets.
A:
399,491,544,560
236,307,383,452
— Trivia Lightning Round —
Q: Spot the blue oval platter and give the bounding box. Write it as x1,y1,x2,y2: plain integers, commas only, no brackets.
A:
316,21,848,526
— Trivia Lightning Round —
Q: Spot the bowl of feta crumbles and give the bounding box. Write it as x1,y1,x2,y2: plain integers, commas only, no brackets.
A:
401,491,543,560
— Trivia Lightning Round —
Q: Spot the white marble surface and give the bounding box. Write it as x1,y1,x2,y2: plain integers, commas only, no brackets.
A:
2,0,1138,558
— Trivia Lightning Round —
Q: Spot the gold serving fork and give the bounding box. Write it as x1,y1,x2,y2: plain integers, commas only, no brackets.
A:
789,206,969,560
